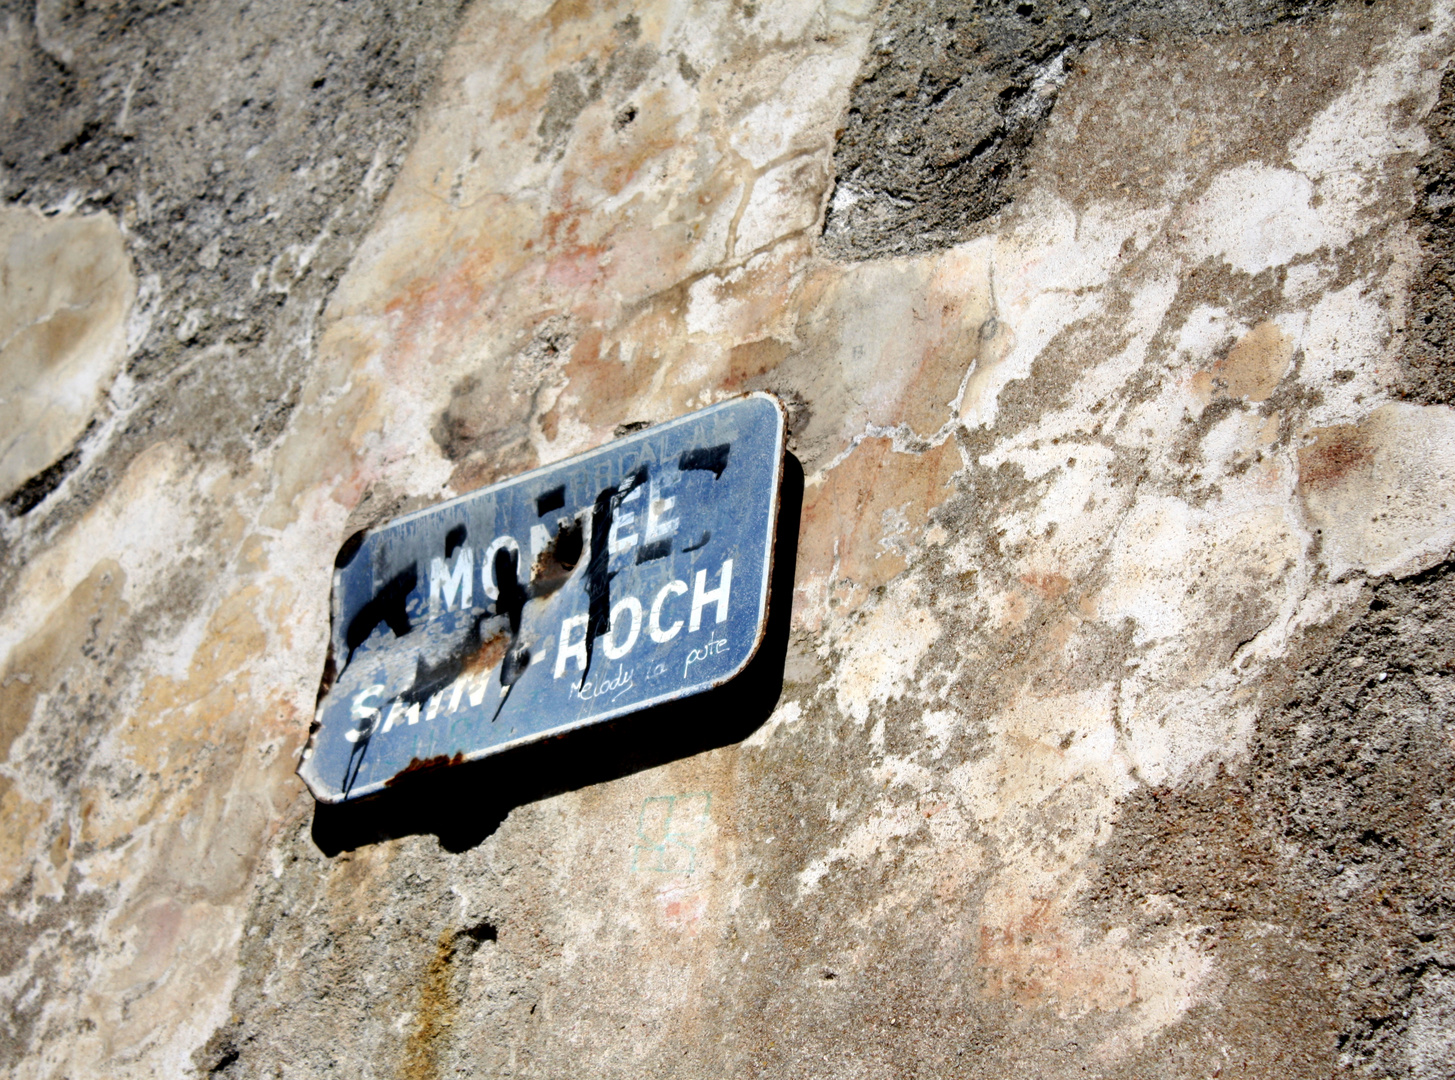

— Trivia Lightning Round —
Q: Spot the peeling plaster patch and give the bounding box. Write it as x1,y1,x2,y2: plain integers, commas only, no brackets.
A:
784,246,993,459
945,683,1213,1045
1299,403,1455,580
685,264,748,338
952,685,1125,848
1171,303,1238,370
977,897,1211,1048
976,273,1175,477
827,584,942,724
1182,164,1328,275
87,897,246,1076
795,437,961,626
1299,282,1395,425
727,50,860,170
869,753,936,795
0,441,197,664
1198,407,1280,477
1101,498,1282,647
1290,13,1449,239
919,708,957,759
733,154,826,258
1209,320,1296,403
1119,678,1260,790
1407,969,1455,1079
798,799,927,896
0,208,134,501
1089,933,1212,1054
961,197,1160,431
742,699,802,748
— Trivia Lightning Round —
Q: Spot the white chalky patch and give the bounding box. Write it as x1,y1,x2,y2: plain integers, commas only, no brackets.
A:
828,584,942,725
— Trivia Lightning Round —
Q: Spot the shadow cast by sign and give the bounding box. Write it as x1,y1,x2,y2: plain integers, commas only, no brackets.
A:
310,452,802,855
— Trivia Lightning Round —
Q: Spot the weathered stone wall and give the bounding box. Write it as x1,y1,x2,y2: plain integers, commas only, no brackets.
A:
4,0,1455,1076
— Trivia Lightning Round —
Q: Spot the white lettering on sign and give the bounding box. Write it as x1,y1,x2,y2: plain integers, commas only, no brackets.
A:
555,613,590,678
381,698,420,733
345,684,386,742
690,559,733,632
429,548,474,613
482,535,523,600
644,475,679,544
346,558,742,742
574,663,636,702
609,481,643,554
552,559,732,679
649,580,688,643
604,597,643,660
448,667,493,712
684,635,729,679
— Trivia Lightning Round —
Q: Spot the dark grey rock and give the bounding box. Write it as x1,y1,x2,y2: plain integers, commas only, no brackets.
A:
1403,61,1455,405
0,0,467,524
1089,560,1455,1076
823,0,1336,259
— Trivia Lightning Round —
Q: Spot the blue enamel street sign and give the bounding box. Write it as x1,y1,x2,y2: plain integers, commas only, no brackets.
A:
299,392,787,803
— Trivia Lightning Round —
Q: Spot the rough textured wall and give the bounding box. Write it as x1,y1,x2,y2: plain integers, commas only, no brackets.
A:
4,0,1455,1077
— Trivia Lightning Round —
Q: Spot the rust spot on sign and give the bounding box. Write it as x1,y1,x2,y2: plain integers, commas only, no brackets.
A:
463,628,511,678
386,752,466,786
530,516,584,588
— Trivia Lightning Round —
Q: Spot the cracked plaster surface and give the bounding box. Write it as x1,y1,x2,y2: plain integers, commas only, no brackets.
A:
3,0,1455,1076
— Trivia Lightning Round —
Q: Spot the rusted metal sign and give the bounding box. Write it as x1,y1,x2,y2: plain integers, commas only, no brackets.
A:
299,393,787,803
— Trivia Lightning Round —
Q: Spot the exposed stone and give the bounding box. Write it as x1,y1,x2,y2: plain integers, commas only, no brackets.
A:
2,0,1455,1077
822,0,1337,259
1088,560,1455,1076
1404,60,1455,405
0,0,467,531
